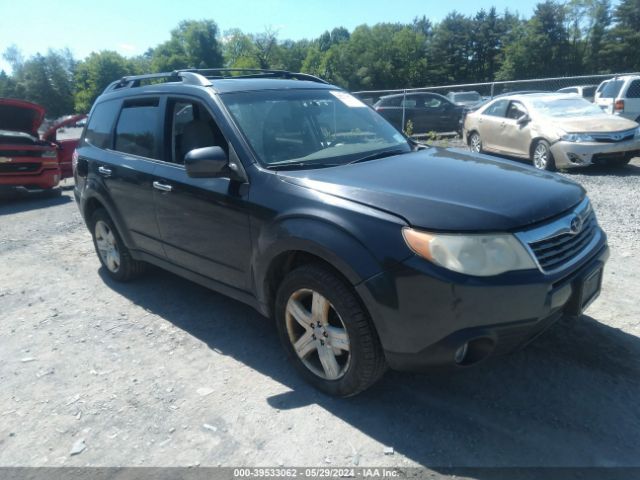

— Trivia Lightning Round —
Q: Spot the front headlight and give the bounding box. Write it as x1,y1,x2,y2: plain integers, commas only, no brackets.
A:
561,132,595,143
635,127,640,138
42,149,57,158
402,228,537,276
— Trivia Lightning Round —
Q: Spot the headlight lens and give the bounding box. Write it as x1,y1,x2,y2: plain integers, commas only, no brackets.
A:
42,149,57,158
402,228,537,276
635,127,640,138
561,132,595,143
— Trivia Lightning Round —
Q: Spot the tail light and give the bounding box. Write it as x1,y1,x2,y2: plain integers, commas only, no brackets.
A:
614,99,625,112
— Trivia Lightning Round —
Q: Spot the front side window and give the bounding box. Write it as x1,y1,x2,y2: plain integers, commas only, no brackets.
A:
506,102,528,120
85,100,120,149
221,89,409,168
114,99,161,159
168,99,227,164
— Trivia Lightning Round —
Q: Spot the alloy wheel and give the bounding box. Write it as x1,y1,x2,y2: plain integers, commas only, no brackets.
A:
533,143,549,170
95,220,120,272
285,288,351,380
470,133,482,153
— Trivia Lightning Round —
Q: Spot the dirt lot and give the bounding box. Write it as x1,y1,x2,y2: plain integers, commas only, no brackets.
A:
1,158,639,471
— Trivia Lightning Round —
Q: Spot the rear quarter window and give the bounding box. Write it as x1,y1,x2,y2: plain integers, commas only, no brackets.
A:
84,100,120,149
601,80,624,98
114,99,161,159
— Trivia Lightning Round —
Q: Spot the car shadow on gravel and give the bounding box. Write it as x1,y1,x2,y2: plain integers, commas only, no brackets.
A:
0,190,70,215
100,266,640,472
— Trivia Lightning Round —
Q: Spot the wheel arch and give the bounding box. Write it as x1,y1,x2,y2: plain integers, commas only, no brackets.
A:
81,188,135,249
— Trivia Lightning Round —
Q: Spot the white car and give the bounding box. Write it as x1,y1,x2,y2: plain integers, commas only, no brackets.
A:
595,75,640,122
557,85,597,102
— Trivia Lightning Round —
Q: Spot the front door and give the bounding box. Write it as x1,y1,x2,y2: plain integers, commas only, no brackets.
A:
500,101,531,157
153,97,252,290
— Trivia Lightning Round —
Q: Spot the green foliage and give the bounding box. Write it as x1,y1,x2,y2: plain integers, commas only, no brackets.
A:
404,119,414,137
3,2,640,117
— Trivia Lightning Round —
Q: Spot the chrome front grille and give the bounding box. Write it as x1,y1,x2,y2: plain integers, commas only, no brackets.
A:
516,198,602,274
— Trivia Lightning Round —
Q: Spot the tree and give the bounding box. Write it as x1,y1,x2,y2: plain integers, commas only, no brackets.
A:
74,51,132,113
600,0,640,71
150,20,223,71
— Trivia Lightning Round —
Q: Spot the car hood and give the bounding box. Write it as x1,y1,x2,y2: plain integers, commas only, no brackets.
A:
553,114,638,133
0,98,46,137
278,148,584,232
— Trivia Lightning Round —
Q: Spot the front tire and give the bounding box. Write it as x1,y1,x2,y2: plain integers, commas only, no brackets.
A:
531,140,556,171
90,209,145,282
469,132,482,153
275,264,386,397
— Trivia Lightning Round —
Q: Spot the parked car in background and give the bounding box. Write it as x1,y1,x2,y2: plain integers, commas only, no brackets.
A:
75,69,608,396
594,75,640,122
1,99,61,195
0,99,85,196
557,85,597,102
464,93,640,170
447,91,482,107
594,79,610,103
374,92,464,134
42,114,87,179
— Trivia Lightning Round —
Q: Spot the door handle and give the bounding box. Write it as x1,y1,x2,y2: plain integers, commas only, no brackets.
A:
153,181,173,193
98,166,112,177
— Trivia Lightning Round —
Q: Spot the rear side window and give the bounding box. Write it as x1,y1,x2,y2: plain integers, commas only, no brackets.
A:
483,99,509,117
85,100,120,149
582,86,596,97
626,80,640,98
601,80,624,98
114,99,161,159
380,96,402,107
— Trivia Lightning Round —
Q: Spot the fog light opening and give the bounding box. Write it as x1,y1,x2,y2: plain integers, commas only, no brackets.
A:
454,343,468,364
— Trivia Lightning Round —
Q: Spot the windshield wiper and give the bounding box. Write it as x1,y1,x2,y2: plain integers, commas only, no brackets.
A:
346,149,408,165
264,162,341,171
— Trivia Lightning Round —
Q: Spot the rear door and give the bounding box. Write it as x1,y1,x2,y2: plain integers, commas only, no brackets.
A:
85,97,166,257
152,96,253,290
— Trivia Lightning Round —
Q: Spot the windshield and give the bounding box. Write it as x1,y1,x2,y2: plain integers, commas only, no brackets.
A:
601,80,624,98
530,98,605,117
221,89,410,168
453,92,480,102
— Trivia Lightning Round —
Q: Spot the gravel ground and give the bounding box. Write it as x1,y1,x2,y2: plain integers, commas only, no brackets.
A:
0,156,639,471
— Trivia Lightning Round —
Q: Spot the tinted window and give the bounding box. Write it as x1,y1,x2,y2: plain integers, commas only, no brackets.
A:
483,99,509,117
85,100,120,149
168,99,226,164
626,80,640,98
114,100,160,159
601,80,624,98
401,98,417,108
582,86,596,97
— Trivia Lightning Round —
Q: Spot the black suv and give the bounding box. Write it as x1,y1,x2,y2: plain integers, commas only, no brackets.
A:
74,69,609,396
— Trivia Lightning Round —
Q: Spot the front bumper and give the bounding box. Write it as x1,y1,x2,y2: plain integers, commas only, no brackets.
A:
356,239,609,371
550,138,640,168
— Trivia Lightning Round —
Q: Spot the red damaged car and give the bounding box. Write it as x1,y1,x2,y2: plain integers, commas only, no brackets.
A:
0,98,85,196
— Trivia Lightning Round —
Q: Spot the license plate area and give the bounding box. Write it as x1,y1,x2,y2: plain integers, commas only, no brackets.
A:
566,265,603,315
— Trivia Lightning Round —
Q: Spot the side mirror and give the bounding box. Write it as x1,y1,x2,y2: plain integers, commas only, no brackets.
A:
184,146,229,178
517,114,531,126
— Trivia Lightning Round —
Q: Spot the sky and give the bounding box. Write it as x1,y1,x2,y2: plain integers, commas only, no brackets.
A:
0,0,542,72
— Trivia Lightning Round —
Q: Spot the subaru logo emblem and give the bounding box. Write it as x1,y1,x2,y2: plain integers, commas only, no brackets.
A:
569,215,582,234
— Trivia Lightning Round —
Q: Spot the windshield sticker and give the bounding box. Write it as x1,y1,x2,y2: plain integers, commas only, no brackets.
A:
330,91,367,108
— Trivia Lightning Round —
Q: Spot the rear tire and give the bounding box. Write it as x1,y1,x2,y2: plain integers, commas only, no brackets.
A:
275,264,386,397
531,140,556,171
90,209,145,282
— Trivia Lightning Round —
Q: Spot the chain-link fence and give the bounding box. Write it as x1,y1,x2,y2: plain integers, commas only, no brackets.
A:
353,72,640,137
